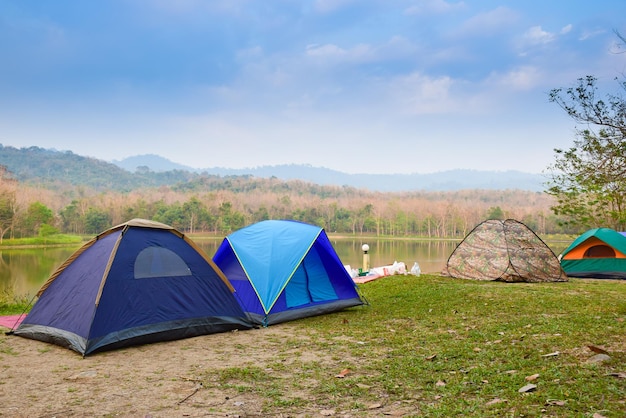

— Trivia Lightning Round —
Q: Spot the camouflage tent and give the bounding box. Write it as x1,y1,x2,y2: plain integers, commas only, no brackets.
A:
443,219,567,282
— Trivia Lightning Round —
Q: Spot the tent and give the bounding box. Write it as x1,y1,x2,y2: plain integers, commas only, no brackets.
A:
443,219,567,282
11,219,253,356
212,220,364,326
560,228,626,279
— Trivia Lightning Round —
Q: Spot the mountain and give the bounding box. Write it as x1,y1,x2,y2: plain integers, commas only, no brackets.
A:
0,145,198,191
0,145,546,192
112,154,195,172
112,154,546,192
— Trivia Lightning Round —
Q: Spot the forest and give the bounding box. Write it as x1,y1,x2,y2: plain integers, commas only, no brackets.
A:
0,162,572,241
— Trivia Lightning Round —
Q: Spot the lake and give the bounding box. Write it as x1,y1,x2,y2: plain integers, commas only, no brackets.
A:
0,238,568,300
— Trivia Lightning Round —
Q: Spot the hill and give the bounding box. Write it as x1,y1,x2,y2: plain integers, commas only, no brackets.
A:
0,145,545,192
113,154,545,192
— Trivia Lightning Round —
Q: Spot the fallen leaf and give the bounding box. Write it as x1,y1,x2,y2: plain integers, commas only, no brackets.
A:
592,413,607,418
525,373,540,381
436,380,446,387
473,347,482,352
356,383,372,389
425,354,437,361
335,369,350,378
541,351,559,357
607,372,626,379
546,399,566,406
485,398,506,405
588,345,609,355
320,409,335,416
367,403,383,409
382,410,406,416
518,384,537,393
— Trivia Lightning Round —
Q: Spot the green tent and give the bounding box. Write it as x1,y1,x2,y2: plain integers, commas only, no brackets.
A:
560,228,626,279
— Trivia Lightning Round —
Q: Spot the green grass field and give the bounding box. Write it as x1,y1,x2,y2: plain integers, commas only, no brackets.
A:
2,274,624,416
211,275,625,416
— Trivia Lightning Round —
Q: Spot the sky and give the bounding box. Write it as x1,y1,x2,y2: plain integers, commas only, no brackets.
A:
1,1,625,175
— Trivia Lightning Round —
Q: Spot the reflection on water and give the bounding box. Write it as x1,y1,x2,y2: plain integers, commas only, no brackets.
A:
328,239,460,274
0,247,80,300
1,237,568,300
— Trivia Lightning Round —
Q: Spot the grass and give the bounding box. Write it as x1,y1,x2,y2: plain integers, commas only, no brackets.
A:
0,292,31,316
200,274,624,416
0,234,85,248
2,274,624,416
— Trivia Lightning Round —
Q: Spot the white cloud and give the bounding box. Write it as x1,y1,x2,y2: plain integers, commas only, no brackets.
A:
486,66,542,91
456,6,518,37
523,26,555,46
579,29,606,41
560,24,572,35
388,72,458,114
305,43,375,64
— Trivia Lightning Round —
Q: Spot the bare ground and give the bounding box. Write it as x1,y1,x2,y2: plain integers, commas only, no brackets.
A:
0,323,409,418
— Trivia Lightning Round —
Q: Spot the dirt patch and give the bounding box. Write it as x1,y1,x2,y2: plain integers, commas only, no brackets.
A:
0,324,406,417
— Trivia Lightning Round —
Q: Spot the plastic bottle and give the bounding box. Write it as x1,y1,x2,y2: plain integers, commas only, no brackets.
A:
410,261,421,276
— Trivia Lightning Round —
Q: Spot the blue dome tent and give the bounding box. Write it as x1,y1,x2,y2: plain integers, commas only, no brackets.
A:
213,220,365,326
12,219,253,355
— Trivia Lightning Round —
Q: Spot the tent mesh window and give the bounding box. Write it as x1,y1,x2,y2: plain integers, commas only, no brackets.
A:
584,245,616,258
134,247,192,278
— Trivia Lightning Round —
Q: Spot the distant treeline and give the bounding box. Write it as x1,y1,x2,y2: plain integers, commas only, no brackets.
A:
1,165,577,241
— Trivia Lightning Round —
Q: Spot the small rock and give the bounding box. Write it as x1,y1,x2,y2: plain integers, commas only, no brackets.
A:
67,370,98,380
518,383,537,393
587,354,611,364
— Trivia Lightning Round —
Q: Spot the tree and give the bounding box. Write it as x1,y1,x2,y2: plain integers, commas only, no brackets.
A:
84,208,112,234
546,75,626,230
0,165,17,243
486,206,505,220
22,202,54,236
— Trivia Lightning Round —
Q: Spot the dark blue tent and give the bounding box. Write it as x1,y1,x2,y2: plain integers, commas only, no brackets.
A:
213,220,364,326
13,219,252,355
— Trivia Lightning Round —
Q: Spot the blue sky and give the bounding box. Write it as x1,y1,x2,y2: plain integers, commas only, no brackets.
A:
1,1,625,174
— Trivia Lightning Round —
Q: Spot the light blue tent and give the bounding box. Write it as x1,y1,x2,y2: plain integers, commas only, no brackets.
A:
213,220,364,326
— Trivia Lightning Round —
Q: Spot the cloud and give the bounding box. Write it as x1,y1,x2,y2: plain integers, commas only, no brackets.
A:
455,6,519,37
388,72,458,114
486,66,542,91
579,28,606,41
304,36,418,66
305,42,375,65
523,26,556,46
